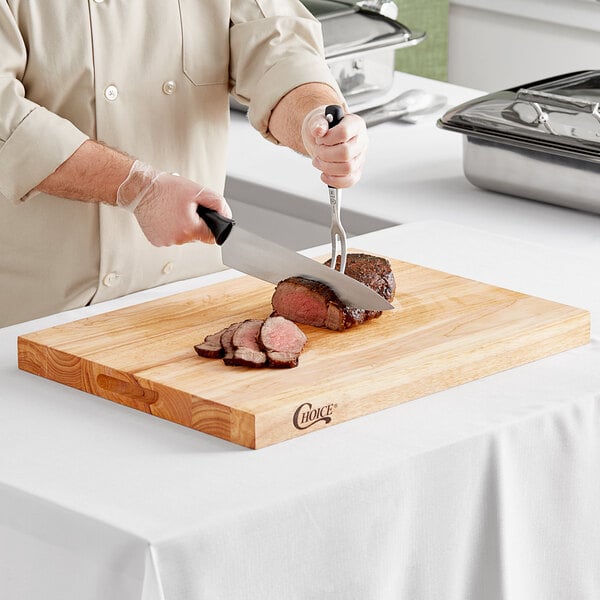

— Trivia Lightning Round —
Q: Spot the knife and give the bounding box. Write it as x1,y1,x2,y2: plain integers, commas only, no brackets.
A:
196,206,394,311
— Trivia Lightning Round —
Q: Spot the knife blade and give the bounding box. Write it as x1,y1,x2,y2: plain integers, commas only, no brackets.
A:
196,206,394,311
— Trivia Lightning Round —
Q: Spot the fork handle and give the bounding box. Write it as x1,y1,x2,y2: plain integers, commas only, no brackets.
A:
325,105,344,211
325,105,344,193
325,105,344,129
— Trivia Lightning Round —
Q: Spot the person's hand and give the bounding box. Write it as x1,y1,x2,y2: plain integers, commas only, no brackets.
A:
301,106,368,188
116,160,232,247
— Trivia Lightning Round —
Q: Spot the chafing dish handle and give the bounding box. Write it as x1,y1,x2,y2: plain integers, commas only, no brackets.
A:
517,88,600,117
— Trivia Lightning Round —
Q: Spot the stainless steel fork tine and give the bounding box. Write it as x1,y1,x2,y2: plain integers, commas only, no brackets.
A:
329,186,347,272
330,229,338,269
330,230,345,272
338,228,347,273
330,229,348,273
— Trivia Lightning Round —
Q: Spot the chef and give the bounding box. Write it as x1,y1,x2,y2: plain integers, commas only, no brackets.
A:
0,0,368,327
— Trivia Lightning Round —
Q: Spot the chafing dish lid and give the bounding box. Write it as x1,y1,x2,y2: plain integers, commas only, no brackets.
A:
300,0,424,59
438,70,600,158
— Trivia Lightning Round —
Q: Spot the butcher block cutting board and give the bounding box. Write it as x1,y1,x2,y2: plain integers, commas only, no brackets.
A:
18,253,590,449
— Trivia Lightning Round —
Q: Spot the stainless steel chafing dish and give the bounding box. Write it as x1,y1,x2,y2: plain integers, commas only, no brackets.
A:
230,0,425,111
438,70,600,214
302,0,425,106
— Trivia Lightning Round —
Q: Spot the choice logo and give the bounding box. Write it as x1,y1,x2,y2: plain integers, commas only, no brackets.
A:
292,401,336,430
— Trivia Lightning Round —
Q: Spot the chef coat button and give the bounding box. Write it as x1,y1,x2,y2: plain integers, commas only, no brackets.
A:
102,272,119,287
104,85,119,101
162,261,174,275
162,80,177,95
93,0,104,3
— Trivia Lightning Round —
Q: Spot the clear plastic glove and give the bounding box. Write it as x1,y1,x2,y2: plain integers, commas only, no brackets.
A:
301,105,368,188
116,160,232,247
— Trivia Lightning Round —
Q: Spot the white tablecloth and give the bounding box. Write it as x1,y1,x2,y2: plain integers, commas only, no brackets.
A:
1,222,599,600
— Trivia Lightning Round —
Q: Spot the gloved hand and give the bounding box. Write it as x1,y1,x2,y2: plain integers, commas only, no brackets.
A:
301,105,368,189
116,160,232,247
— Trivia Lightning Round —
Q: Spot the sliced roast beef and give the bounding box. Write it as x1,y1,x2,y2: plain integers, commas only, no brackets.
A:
220,322,241,365
271,253,395,331
194,327,228,359
259,315,307,368
229,319,267,368
195,316,307,369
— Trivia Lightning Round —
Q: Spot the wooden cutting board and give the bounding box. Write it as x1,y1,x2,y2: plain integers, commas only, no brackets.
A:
18,253,590,449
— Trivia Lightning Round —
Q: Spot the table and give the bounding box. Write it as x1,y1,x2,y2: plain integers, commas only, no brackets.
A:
2,221,599,600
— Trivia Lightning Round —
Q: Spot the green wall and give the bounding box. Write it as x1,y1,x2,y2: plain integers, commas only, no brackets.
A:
393,0,448,81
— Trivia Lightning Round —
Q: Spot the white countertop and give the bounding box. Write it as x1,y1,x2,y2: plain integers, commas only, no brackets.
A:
226,71,600,257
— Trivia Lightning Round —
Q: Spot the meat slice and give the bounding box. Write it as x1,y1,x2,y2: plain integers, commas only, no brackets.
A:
220,322,242,365
271,253,395,331
259,316,307,368
194,327,228,359
228,319,267,368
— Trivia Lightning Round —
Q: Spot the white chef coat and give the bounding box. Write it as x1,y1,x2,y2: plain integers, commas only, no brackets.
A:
0,0,340,326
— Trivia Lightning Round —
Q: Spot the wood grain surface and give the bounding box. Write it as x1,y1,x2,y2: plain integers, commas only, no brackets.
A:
18,253,590,448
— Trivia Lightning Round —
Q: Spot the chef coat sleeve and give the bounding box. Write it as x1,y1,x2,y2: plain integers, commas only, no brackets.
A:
229,0,346,143
0,5,89,203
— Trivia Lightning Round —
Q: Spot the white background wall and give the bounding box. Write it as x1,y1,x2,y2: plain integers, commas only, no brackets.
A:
448,0,600,91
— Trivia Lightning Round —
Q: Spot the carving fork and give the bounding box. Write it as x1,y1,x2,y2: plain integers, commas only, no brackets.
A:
325,105,348,273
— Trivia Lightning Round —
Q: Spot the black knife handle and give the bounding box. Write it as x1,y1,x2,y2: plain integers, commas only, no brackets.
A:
325,105,344,129
325,105,344,193
196,205,235,246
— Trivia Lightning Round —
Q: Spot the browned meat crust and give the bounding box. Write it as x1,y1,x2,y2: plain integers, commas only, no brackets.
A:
326,253,396,302
194,327,228,359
